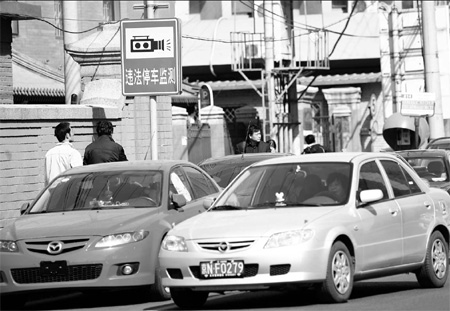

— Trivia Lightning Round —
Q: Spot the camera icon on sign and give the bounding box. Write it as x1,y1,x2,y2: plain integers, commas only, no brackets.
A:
130,36,170,52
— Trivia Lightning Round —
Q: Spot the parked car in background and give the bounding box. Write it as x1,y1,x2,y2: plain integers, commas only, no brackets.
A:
198,153,293,188
0,160,220,309
160,153,450,309
396,149,450,194
426,137,450,150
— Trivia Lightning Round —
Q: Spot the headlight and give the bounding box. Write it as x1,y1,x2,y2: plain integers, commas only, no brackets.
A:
161,235,187,252
95,230,149,248
264,229,314,249
0,240,19,252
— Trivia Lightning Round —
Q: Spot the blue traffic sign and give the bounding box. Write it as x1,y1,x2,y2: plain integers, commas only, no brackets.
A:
120,18,182,96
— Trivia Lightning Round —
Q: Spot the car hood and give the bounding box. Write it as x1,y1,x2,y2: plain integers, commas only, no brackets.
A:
172,207,337,239
2,209,161,240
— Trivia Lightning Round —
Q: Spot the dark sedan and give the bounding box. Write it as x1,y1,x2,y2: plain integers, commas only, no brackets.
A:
426,137,450,150
396,149,450,194
198,153,293,188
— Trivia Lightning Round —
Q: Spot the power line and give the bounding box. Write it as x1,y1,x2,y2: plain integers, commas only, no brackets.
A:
238,0,379,39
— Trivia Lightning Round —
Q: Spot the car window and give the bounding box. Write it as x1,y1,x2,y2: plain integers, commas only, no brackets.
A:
183,166,219,199
380,160,421,197
170,168,194,202
358,161,389,201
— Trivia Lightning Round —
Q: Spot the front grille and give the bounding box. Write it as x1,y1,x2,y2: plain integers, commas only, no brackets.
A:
11,264,102,284
190,264,258,278
197,240,254,252
25,238,90,256
167,268,183,279
270,264,290,276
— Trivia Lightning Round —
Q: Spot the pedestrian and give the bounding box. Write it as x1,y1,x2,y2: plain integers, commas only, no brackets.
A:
237,124,271,154
44,122,83,186
83,120,128,165
267,139,277,153
302,134,326,154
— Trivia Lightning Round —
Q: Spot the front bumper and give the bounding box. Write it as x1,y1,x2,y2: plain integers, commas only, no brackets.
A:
0,240,156,294
160,239,329,291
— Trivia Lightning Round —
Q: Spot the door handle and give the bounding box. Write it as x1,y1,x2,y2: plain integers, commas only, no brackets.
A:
424,201,432,209
389,208,398,216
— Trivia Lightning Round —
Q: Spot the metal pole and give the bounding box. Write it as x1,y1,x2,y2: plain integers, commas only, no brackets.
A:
422,0,444,139
264,0,276,142
144,0,159,160
388,6,401,113
62,0,81,105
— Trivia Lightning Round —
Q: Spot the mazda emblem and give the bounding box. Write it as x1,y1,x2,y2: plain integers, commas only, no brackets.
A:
218,242,229,253
47,241,63,255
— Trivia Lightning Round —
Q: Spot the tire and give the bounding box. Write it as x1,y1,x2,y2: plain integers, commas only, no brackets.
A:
416,231,449,288
318,241,354,303
149,260,171,301
171,288,209,309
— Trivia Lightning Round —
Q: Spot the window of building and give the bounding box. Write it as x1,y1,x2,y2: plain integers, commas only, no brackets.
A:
190,0,222,20
54,0,63,39
299,0,322,15
103,0,120,22
232,0,254,16
11,20,19,36
332,0,348,13
401,1,416,10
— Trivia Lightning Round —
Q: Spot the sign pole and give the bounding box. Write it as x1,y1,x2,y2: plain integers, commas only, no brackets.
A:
120,17,182,161
144,1,158,160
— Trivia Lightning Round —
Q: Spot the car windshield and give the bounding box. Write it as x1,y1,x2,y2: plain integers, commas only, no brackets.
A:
28,171,163,213
211,162,352,210
402,156,448,182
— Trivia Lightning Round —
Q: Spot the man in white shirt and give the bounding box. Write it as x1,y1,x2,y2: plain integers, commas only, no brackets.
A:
45,122,83,186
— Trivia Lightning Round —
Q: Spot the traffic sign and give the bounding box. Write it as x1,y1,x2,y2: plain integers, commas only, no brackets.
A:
400,92,435,117
120,18,182,96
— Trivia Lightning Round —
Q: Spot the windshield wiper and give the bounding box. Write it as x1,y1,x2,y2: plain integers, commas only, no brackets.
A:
211,205,242,211
252,202,321,208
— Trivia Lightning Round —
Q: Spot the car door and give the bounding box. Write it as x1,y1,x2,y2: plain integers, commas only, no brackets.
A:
380,159,434,265
168,165,220,224
355,160,403,271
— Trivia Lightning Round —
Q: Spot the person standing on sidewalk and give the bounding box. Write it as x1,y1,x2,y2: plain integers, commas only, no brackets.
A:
44,122,83,186
83,120,128,165
236,124,271,154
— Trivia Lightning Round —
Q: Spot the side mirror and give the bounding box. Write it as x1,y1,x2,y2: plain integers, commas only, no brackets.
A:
20,202,30,215
359,189,383,205
203,196,215,210
171,193,187,209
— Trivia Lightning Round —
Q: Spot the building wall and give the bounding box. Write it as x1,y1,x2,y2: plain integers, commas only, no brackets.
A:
0,96,174,229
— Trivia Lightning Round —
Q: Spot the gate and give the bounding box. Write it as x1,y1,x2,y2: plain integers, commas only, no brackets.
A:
187,123,211,164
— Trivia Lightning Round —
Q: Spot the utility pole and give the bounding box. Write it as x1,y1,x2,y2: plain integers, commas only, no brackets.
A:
422,0,444,138
388,5,401,113
264,0,276,142
62,0,81,104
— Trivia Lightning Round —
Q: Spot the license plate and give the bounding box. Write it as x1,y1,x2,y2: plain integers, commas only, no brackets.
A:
40,261,68,276
200,260,244,278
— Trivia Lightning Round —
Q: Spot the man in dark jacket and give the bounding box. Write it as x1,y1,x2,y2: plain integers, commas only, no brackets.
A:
302,134,326,154
236,124,271,154
83,121,128,165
